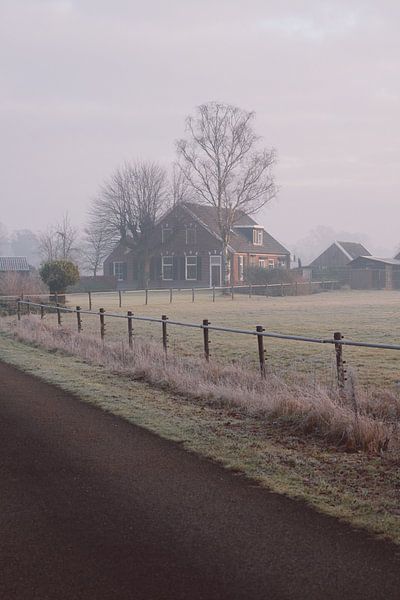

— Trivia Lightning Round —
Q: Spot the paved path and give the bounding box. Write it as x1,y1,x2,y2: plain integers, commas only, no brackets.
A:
0,361,399,599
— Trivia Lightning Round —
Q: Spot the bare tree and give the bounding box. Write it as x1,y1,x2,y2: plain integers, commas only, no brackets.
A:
82,224,115,277
176,101,277,283
0,222,9,254
89,160,168,285
170,162,192,206
38,213,79,262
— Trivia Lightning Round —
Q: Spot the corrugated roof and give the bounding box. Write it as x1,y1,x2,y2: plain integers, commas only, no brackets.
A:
337,242,371,259
0,256,30,272
349,256,400,267
183,203,290,256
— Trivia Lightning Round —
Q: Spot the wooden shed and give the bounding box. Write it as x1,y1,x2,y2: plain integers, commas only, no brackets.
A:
348,256,400,290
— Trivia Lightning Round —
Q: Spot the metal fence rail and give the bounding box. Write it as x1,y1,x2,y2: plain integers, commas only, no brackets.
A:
16,299,400,386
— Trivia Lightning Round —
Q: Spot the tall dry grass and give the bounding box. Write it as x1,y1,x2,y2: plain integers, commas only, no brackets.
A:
2,316,399,453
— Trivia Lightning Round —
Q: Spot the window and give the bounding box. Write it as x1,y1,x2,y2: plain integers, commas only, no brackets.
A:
185,256,197,280
238,256,244,281
259,258,265,268
113,262,126,281
185,227,196,245
162,226,173,243
162,256,173,280
268,259,275,269
253,229,263,245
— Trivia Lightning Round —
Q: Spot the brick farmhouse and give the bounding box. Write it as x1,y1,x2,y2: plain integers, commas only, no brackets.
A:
103,203,290,289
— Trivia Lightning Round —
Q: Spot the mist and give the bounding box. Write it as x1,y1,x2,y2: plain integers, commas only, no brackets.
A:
1,0,399,258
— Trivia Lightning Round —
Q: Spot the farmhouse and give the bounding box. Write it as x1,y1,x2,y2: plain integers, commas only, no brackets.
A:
0,256,30,276
103,203,290,289
307,241,371,283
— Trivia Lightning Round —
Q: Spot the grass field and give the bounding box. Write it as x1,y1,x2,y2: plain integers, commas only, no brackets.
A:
23,288,400,388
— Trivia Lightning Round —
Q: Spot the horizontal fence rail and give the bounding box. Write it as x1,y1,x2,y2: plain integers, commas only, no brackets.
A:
16,299,400,386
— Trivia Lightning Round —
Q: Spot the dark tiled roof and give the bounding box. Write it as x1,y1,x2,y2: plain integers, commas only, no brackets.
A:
183,203,289,256
337,242,371,259
0,256,30,272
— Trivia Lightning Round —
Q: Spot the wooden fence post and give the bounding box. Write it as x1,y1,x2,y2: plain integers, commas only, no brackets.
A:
99,308,105,340
281,283,284,297
27,299,31,315
203,319,210,361
249,283,252,299
212,285,216,303
17,299,21,321
170,288,173,304
55,292,59,305
334,332,345,388
118,290,122,308
40,304,45,320
295,281,298,296
88,291,92,310
76,306,82,333
256,325,266,379
161,315,168,353
231,285,234,300
56,303,62,326
127,311,133,349
145,288,148,305
192,287,195,303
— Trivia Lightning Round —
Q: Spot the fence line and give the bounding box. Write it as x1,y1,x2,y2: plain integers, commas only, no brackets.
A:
1,280,339,309
16,299,400,386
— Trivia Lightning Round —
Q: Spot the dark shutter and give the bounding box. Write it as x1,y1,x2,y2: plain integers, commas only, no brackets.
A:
197,256,202,281
156,257,162,281
173,257,179,281
180,256,185,281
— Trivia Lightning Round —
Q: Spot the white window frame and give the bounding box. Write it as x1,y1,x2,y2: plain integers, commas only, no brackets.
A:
185,256,197,281
259,258,265,268
253,229,263,245
162,256,173,280
209,254,222,287
185,227,196,245
162,226,172,244
238,256,244,281
113,261,126,282
268,259,275,269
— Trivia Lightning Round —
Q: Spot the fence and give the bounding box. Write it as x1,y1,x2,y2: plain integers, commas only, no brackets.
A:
1,280,338,313
16,299,400,388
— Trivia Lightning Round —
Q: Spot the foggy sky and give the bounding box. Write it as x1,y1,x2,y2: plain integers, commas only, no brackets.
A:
1,0,399,256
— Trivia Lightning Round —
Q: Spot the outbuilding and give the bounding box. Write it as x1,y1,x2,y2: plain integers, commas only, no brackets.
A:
348,256,400,290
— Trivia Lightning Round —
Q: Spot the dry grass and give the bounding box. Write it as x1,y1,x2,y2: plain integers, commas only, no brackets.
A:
25,288,400,389
3,315,399,454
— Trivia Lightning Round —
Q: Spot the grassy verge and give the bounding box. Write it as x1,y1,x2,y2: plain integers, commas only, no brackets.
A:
0,328,399,544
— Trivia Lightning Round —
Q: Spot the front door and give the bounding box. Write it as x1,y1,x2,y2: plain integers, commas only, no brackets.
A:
210,255,221,287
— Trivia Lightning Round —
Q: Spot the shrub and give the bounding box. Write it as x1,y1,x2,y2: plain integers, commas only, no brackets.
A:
245,266,300,285
39,260,79,293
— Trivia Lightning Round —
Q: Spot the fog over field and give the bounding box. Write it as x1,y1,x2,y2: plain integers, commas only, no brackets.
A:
1,0,399,256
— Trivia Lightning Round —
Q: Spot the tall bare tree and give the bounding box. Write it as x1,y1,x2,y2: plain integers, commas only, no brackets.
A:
82,224,115,277
38,213,79,263
176,101,277,283
89,160,168,285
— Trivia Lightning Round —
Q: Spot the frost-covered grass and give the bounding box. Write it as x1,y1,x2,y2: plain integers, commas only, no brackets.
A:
4,316,399,454
24,288,400,388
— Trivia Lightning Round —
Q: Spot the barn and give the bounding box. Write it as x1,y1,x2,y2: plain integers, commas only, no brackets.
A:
348,256,400,290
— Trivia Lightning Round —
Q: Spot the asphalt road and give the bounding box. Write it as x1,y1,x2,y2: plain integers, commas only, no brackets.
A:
0,360,399,600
